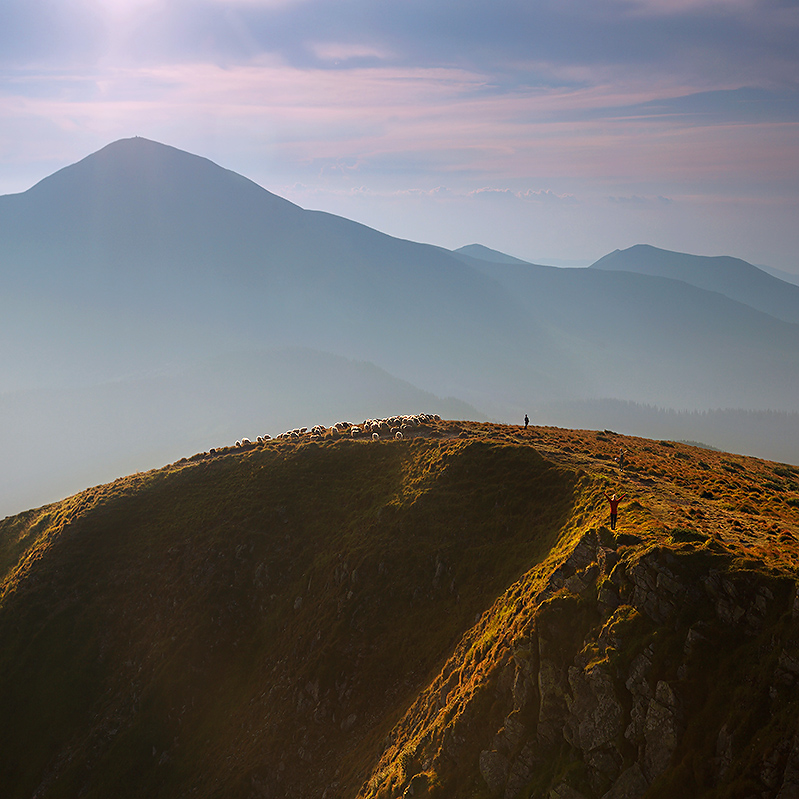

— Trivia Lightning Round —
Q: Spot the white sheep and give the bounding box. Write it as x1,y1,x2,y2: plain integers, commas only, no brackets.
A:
395,431,403,439
372,432,379,440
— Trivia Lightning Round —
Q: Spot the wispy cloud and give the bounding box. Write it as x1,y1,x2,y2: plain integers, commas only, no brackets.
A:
607,194,674,206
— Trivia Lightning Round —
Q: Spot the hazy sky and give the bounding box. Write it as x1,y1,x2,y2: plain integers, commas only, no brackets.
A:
1,0,798,270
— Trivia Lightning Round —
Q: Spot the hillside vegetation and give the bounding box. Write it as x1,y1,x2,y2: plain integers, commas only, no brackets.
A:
1,418,798,798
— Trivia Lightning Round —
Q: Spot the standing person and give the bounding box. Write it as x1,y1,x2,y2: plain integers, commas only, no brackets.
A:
524,414,529,429
604,491,626,530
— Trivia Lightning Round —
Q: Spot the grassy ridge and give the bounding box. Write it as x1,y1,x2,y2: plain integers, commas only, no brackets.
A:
1,419,797,798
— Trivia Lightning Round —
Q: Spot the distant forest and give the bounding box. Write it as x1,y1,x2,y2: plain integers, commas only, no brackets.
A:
538,400,799,465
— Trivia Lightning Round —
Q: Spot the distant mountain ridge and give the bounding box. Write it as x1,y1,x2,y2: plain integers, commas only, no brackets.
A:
453,243,537,265
0,137,565,404
591,243,799,324
757,262,799,287
452,247,799,413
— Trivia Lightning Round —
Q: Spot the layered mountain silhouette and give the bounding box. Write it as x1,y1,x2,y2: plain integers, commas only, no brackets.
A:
0,137,566,404
1,136,799,515
454,243,534,265
452,249,799,412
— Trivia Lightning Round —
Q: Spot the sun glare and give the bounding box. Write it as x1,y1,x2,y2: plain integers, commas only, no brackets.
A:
92,0,160,18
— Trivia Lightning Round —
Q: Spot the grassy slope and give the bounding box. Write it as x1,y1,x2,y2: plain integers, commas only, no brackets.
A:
0,422,580,798
0,419,797,798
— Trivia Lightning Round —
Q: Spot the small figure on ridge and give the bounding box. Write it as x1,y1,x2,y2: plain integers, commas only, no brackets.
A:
604,491,627,530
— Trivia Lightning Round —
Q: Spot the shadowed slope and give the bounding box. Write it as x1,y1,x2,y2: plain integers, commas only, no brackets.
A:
0,348,485,517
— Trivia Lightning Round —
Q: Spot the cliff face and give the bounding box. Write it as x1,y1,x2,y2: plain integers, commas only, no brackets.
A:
0,419,798,799
361,529,799,799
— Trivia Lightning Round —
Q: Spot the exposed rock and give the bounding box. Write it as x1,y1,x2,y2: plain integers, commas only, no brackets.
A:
597,547,619,577
565,663,624,755
480,749,509,796
643,681,681,782
504,740,540,799
714,724,734,780
762,738,792,790
779,649,799,682
550,783,589,799
497,710,527,753
682,622,709,656
624,647,654,750
537,656,569,744
564,573,590,595
597,582,620,612
778,728,799,798
512,660,534,712
601,763,649,799
360,531,799,799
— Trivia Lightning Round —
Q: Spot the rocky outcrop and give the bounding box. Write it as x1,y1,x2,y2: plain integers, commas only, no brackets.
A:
361,529,799,799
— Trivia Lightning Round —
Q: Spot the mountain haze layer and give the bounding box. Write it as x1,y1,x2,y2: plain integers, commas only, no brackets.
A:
0,348,483,516
453,250,799,412
2,137,799,516
0,137,567,406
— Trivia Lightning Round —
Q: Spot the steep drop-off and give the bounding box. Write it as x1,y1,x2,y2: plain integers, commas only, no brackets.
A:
1,419,798,798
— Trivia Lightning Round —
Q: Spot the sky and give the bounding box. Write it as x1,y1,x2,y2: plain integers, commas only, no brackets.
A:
1,0,798,271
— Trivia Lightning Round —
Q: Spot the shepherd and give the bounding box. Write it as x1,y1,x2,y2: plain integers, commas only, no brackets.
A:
524,414,529,429
604,490,627,530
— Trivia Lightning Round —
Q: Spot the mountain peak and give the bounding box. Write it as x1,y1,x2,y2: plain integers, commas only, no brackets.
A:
453,243,534,266
24,136,289,206
591,243,799,324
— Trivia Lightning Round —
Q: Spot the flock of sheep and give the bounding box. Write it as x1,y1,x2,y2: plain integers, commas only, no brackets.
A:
207,414,442,455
